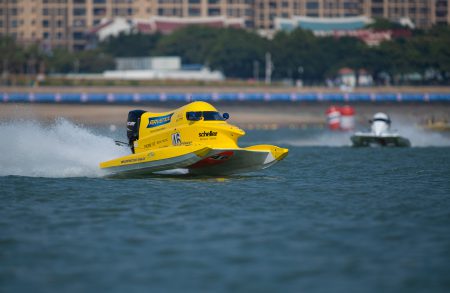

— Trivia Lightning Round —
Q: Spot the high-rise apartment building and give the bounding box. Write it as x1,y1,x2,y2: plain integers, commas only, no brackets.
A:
362,0,450,29
1,0,449,51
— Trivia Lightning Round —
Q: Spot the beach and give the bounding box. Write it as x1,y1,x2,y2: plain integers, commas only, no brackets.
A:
1,102,449,129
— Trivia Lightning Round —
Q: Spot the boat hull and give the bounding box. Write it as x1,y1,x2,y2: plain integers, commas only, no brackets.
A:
188,145,288,175
100,144,288,177
351,134,411,147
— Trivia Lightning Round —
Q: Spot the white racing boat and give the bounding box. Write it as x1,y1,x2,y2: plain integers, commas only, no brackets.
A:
351,113,411,147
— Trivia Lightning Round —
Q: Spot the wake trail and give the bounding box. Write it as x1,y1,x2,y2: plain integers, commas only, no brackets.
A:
0,119,129,178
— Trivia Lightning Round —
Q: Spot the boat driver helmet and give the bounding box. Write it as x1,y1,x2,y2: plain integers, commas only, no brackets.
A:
370,112,391,125
370,112,391,135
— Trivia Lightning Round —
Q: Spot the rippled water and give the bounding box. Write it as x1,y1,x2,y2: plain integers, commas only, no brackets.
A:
1,121,450,292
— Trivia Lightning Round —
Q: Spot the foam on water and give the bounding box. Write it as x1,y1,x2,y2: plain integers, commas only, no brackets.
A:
0,119,129,178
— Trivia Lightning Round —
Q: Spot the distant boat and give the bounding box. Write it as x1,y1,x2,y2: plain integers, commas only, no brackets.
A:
351,113,411,147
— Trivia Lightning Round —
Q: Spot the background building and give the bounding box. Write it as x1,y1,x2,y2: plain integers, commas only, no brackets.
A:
1,0,449,51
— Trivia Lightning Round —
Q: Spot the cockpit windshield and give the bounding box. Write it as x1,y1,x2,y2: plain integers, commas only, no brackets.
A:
186,111,224,121
372,118,391,124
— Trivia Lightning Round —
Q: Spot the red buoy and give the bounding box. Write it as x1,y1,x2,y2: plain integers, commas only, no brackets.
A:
339,105,355,131
326,106,341,130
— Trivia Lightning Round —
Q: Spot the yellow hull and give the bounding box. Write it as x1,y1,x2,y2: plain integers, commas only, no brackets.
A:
100,144,288,177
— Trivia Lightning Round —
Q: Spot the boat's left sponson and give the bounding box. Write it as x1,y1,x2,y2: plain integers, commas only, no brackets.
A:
2,92,450,103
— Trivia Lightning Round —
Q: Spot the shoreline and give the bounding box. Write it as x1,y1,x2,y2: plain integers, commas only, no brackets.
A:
2,85,450,93
1,102,449,127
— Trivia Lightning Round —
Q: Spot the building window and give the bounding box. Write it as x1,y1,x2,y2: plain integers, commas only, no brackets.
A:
42,20,49,27
189,8,200,16
73,32,84,40
371,7,383,15
94,8,106,16
245,20,254,28
208,8,220,16
73,8,86,16
306,2,319,9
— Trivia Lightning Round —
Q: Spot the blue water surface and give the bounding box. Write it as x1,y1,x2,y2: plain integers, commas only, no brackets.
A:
1,130,450,293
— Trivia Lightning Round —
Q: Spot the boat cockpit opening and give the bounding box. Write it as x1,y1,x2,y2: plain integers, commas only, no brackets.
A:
186,111,229,121
371,118,391,124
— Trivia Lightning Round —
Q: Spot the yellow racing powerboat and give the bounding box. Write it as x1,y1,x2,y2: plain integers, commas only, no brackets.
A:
100,101,288,176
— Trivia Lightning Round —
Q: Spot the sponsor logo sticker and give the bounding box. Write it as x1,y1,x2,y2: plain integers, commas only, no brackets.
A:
199,131,218,137
147,113,173,128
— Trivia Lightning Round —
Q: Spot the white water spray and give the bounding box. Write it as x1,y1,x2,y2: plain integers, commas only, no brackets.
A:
393,122,450,147
0,119,129,177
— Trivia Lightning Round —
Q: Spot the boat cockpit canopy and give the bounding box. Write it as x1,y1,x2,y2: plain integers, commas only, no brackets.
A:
371,117,391,124
186,111,227,121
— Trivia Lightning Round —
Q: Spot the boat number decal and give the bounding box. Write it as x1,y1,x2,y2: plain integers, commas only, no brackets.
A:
147,113,174,128
172,132,181,146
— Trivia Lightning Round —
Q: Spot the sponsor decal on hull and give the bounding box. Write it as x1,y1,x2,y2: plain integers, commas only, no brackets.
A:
147,113,174,128
199,130,218,137
189,151,234,169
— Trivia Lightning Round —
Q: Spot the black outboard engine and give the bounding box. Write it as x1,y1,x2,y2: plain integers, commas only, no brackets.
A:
127,110,146,153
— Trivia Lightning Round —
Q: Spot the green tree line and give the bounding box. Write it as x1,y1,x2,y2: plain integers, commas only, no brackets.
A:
1,24,449,85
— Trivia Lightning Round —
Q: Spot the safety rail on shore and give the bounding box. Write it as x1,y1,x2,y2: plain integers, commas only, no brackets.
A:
1,92,450,103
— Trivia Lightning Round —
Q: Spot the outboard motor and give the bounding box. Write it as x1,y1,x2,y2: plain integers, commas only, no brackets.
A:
127,110,146,153
370,112,391,136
